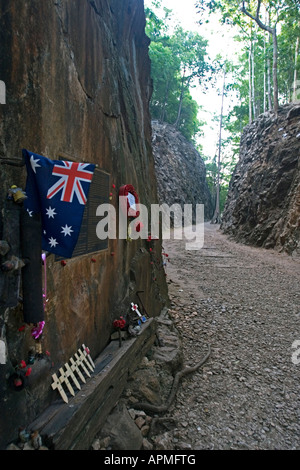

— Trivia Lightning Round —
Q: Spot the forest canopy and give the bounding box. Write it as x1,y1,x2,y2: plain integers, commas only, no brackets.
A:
145,3,212,143
145,0,300,213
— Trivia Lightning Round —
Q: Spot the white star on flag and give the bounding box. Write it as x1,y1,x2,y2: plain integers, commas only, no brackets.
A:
46,206,57,219
30,155,41,173
61,224,73,237
49,237,58,248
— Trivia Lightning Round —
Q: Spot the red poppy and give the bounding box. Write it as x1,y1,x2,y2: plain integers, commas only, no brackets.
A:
113,316,126,329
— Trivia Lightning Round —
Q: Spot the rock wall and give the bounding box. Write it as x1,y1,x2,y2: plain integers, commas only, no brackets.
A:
151,121,214,222
221,104,300,256
0,0,168,449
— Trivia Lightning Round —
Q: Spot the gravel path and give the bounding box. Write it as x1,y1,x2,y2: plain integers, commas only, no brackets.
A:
161,223,300,450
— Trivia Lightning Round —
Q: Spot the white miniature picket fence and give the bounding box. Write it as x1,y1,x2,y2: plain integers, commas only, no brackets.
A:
51,344,95,403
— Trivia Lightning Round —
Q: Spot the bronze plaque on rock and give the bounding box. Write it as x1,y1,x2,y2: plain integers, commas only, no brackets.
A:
56,168,110,260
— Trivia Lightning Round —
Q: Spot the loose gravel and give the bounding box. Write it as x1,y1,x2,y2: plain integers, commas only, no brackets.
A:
160,223,300,450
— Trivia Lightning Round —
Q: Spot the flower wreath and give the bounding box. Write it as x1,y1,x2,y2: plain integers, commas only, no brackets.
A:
118,185,140,218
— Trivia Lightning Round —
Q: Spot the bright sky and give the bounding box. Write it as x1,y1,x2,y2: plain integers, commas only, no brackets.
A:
144,0,241,160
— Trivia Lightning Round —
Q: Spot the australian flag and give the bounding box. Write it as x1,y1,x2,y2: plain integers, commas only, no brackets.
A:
23,149,96,258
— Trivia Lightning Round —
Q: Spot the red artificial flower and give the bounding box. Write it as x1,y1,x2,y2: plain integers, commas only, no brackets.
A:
113,316,126,329
18,325,26,332
25,368,32,377
19,360,27,369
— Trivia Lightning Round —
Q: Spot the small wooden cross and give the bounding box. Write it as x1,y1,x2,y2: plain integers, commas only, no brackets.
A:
78,348,94,372
75,352,91,378
70,357,86,383
51,345,95,402
51,373,69,403
59,367,75,397
131,302,147,323
64,362,81,391
82,344,95,369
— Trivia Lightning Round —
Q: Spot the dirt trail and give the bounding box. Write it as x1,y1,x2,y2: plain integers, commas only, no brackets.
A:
162,223,300,450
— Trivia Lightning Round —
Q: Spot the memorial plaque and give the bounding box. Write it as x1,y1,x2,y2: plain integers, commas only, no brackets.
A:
56,168,110,260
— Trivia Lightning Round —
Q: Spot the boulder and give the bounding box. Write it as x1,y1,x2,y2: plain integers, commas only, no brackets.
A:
98,403,143,451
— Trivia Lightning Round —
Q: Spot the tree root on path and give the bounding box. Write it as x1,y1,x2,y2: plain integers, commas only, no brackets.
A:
133,345,211,414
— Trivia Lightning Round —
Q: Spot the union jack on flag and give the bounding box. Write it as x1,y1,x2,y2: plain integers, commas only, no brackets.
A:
47,161,94,205
23,149,96,258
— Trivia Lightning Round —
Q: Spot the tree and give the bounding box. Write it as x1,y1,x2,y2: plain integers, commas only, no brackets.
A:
293,35,300,101
240,1,279,115
145,2,211,141
276,4,300,102
148,41,181,122
196,0,300,116
211,66,226,224
169,27,210,129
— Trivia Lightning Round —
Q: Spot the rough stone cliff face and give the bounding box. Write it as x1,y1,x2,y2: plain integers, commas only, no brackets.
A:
151,121,214,222
221,104,300,256
0,0,168,449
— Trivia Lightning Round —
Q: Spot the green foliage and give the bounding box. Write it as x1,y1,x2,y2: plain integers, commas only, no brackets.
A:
145,0,300,215
145,2,211,142
195,0,300,214
203,153,234,213
145,1,239,214
196,0,300,120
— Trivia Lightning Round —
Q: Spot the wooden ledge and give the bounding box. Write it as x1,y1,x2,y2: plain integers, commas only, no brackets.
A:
28,318,157,450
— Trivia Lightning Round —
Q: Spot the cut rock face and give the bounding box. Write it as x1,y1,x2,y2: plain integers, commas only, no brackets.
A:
221,104,300,256
151,121,214,222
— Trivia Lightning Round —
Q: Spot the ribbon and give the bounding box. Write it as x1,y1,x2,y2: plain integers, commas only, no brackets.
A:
31,321,45,340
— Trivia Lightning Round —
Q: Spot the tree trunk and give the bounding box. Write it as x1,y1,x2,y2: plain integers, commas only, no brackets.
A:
272,27,279,115
174,75,185,129
267,51,272,110
160,80,170,122
263,30,267,113
249,39,253,123
267,11,272,110
252,35,256,119
211,69,225,225
241,0,279,116
293,35,299,102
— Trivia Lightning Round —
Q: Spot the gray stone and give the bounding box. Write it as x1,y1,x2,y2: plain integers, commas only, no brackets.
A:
99,403,143,450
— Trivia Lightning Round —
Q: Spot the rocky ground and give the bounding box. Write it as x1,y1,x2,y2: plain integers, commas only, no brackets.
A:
93,223,300,451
